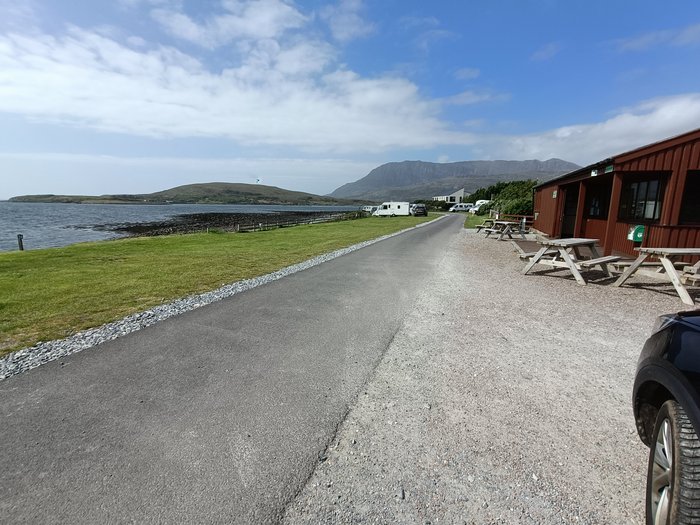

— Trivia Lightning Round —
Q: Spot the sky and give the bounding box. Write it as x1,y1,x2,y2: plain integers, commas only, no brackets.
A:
1,0,700,199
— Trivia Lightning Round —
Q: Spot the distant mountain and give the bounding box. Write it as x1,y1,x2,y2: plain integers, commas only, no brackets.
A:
10,182,364,206
329,159,580,202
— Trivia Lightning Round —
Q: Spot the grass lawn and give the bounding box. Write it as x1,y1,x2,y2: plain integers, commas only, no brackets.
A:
461,213,489,228
0,215,434,357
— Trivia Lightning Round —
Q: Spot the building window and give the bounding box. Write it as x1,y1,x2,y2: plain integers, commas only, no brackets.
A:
680,171,700,225
618,175,665,222
584,179,611,219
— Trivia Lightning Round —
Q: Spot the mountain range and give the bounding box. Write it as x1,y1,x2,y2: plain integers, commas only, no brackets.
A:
9,159,581,205
328,159,580,202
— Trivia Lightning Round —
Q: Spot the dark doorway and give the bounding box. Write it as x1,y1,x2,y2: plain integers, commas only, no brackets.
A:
560,184,580,238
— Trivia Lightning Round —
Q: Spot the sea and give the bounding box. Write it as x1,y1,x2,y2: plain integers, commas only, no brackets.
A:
0,201,358,252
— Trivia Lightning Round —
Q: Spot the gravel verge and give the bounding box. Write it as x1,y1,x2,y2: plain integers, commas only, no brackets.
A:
0,218,441,380
283,228,689,524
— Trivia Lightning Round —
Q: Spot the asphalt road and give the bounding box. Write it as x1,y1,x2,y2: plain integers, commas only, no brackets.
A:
0,214,463,524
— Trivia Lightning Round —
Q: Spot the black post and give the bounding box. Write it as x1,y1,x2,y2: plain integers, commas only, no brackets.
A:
17,234,24,251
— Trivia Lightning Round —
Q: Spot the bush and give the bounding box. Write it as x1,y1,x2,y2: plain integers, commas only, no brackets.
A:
469,179,537,216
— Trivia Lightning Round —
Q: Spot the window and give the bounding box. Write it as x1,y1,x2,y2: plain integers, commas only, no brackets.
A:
618,175,665,222
584,179,612,219
680,171,700,225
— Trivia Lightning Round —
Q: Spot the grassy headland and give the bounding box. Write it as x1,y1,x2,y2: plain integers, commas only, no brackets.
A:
9,182,367,206
0,215,433,357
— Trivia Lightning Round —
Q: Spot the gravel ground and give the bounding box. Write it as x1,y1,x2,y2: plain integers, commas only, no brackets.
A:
283,228,690,525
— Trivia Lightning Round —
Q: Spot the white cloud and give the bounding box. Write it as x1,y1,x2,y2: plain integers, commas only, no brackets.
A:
0,0,39,30
455,67,480,80
0,27,471,153
151,0,308,48
474,94,700,164
320,0,374,43
398,16,439,30
443,90,509,106
530,42,561,61
414,29,456,53
616,22,700,51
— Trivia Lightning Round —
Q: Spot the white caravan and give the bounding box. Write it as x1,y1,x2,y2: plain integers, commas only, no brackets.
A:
372,202,411,216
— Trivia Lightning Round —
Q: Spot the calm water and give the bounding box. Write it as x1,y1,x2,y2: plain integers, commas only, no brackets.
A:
0,201,358,252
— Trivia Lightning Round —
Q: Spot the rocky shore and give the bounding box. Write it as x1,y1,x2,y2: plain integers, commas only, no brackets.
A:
94,211,358,237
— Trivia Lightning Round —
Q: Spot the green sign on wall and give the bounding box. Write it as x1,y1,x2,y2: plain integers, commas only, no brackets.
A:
627,225,644,242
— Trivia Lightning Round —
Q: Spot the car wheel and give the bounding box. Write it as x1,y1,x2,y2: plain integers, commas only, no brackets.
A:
647,399,700,525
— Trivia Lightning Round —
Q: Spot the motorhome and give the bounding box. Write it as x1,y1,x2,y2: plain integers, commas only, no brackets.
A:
469,200,491,213
372,202,411,216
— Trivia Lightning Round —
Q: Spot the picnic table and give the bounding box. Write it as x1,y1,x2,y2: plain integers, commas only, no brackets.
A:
475,218,494,233
484,220,525,241
521,238,621,286
613,247,700,306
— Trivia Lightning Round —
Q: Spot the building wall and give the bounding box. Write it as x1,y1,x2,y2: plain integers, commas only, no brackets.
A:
533,184,560,236
581,218,607,241
533,129,700,255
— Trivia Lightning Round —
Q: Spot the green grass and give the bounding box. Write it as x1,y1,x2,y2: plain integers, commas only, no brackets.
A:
0,215,433,356
461,213,488,228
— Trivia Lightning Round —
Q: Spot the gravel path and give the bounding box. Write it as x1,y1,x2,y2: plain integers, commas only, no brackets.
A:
283,228,686,524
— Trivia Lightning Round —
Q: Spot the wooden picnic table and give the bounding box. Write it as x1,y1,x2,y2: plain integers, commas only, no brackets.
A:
613,247,700,306
521,238,621,286
475,218,495,233
484,220,525,241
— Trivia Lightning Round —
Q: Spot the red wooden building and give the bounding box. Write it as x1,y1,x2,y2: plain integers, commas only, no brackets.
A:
533,128,700,256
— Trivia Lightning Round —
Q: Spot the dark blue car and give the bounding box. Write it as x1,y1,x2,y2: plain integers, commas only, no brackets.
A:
634,310,700,525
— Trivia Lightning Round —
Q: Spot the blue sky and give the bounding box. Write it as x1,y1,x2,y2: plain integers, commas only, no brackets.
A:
2,0,700,199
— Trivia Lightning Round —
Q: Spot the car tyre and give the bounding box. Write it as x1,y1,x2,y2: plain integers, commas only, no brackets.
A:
647,399,700,525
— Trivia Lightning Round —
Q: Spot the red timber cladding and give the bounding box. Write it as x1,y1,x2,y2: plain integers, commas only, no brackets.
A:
582,218,607,241
647,226,700,264
616,134,700,227
533,182,559,235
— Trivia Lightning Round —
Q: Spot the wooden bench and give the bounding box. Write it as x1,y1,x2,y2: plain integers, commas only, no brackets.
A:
517,249,558,260
475,220,494,233
579,255,623,268
510,240,557,260
682,273,700,285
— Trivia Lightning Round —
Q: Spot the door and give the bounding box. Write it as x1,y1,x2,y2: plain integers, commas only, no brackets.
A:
560,185,579,238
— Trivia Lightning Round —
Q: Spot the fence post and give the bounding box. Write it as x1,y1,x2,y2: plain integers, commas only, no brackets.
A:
17,234,24,251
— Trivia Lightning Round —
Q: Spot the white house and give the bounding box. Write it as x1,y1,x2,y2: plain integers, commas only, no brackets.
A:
432,188,465,204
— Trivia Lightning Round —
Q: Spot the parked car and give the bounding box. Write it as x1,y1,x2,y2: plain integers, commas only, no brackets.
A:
469,200,491,213
633,310,700,524
410,204,428,216
448,203,473,212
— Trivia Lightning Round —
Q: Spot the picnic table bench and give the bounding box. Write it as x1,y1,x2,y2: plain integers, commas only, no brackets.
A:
613,247,700,306
475,218,495,232
484,220,527,241
521,238,622,285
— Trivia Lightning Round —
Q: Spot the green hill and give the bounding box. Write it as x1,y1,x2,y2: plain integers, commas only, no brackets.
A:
10,182,364,206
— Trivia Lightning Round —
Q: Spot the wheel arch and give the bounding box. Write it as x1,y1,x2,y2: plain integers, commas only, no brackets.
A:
635,362,700,447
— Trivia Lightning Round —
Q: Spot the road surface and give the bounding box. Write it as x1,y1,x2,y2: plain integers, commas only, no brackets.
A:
0,214,462,524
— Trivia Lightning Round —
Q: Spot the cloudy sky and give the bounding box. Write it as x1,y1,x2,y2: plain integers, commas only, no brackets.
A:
2,0,700,199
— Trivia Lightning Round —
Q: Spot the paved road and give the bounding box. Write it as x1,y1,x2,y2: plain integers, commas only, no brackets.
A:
0,214,463,524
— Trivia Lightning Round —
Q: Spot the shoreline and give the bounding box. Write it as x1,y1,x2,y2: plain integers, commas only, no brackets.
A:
94,211,361,237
